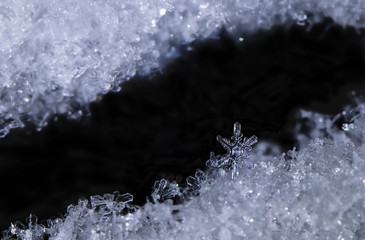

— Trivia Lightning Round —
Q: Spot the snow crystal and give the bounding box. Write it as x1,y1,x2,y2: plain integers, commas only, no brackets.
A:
2,0,365,136
151,179,180,202
4,103,365,239
206,122,257,179
186,169,206,191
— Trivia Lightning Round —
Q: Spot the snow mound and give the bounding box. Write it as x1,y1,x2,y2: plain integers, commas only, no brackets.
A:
4,103,365,239
1,0,365,136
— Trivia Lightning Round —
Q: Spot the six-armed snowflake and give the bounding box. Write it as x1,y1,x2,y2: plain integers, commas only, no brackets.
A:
206,122,258,179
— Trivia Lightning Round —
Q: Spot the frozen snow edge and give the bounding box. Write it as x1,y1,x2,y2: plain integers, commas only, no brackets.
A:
3,102,365,239
2,0,365,137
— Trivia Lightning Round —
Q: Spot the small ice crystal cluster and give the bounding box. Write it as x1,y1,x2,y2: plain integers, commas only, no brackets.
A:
2,0,365,137
4,103,365,239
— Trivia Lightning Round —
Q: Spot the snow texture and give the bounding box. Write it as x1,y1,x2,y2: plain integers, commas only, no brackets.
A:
4,103,365,239
1,0,365,136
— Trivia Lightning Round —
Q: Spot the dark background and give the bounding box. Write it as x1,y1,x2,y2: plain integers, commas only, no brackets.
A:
1,18,365,231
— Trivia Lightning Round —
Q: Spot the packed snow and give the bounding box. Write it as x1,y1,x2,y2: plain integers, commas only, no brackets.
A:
3,103,365,239
1,0,365,136
2,1,365,239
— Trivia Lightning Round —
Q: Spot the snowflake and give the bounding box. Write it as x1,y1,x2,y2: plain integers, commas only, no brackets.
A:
151,179,179,202
277,147,298,171
186,169,207,195
205,152,223,168
206,122,258,179
9,215,45,240
90,191,134,216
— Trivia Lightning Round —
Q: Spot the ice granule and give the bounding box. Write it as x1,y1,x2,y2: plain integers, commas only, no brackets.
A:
1,0,365,136
4,102,365,239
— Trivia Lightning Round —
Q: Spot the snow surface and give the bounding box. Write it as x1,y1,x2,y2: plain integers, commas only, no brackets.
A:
3,1,365,239
3,103,365,239
1,0,365,136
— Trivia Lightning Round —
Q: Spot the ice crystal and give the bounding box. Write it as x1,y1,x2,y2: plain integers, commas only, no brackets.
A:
186,169,206,195
1,0,365,136
276,147,298,170
151,179,180,202
205,151,221,168
287,147,298,160
90,192,134,216
207,122,257,179
9,215,45,240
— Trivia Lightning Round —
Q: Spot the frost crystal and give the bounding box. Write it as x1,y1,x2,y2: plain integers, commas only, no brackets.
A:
1,0,365,136
90,192,134,216
186,169,206,195
277,147,298,170
9,215,45,240
151,179,180,202
207,122,257,179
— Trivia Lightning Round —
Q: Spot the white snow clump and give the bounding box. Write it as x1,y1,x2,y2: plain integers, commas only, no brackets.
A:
1,0,365,136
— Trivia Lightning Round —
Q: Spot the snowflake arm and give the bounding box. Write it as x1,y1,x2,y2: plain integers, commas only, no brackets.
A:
243,135,258,150
216,135,233,152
